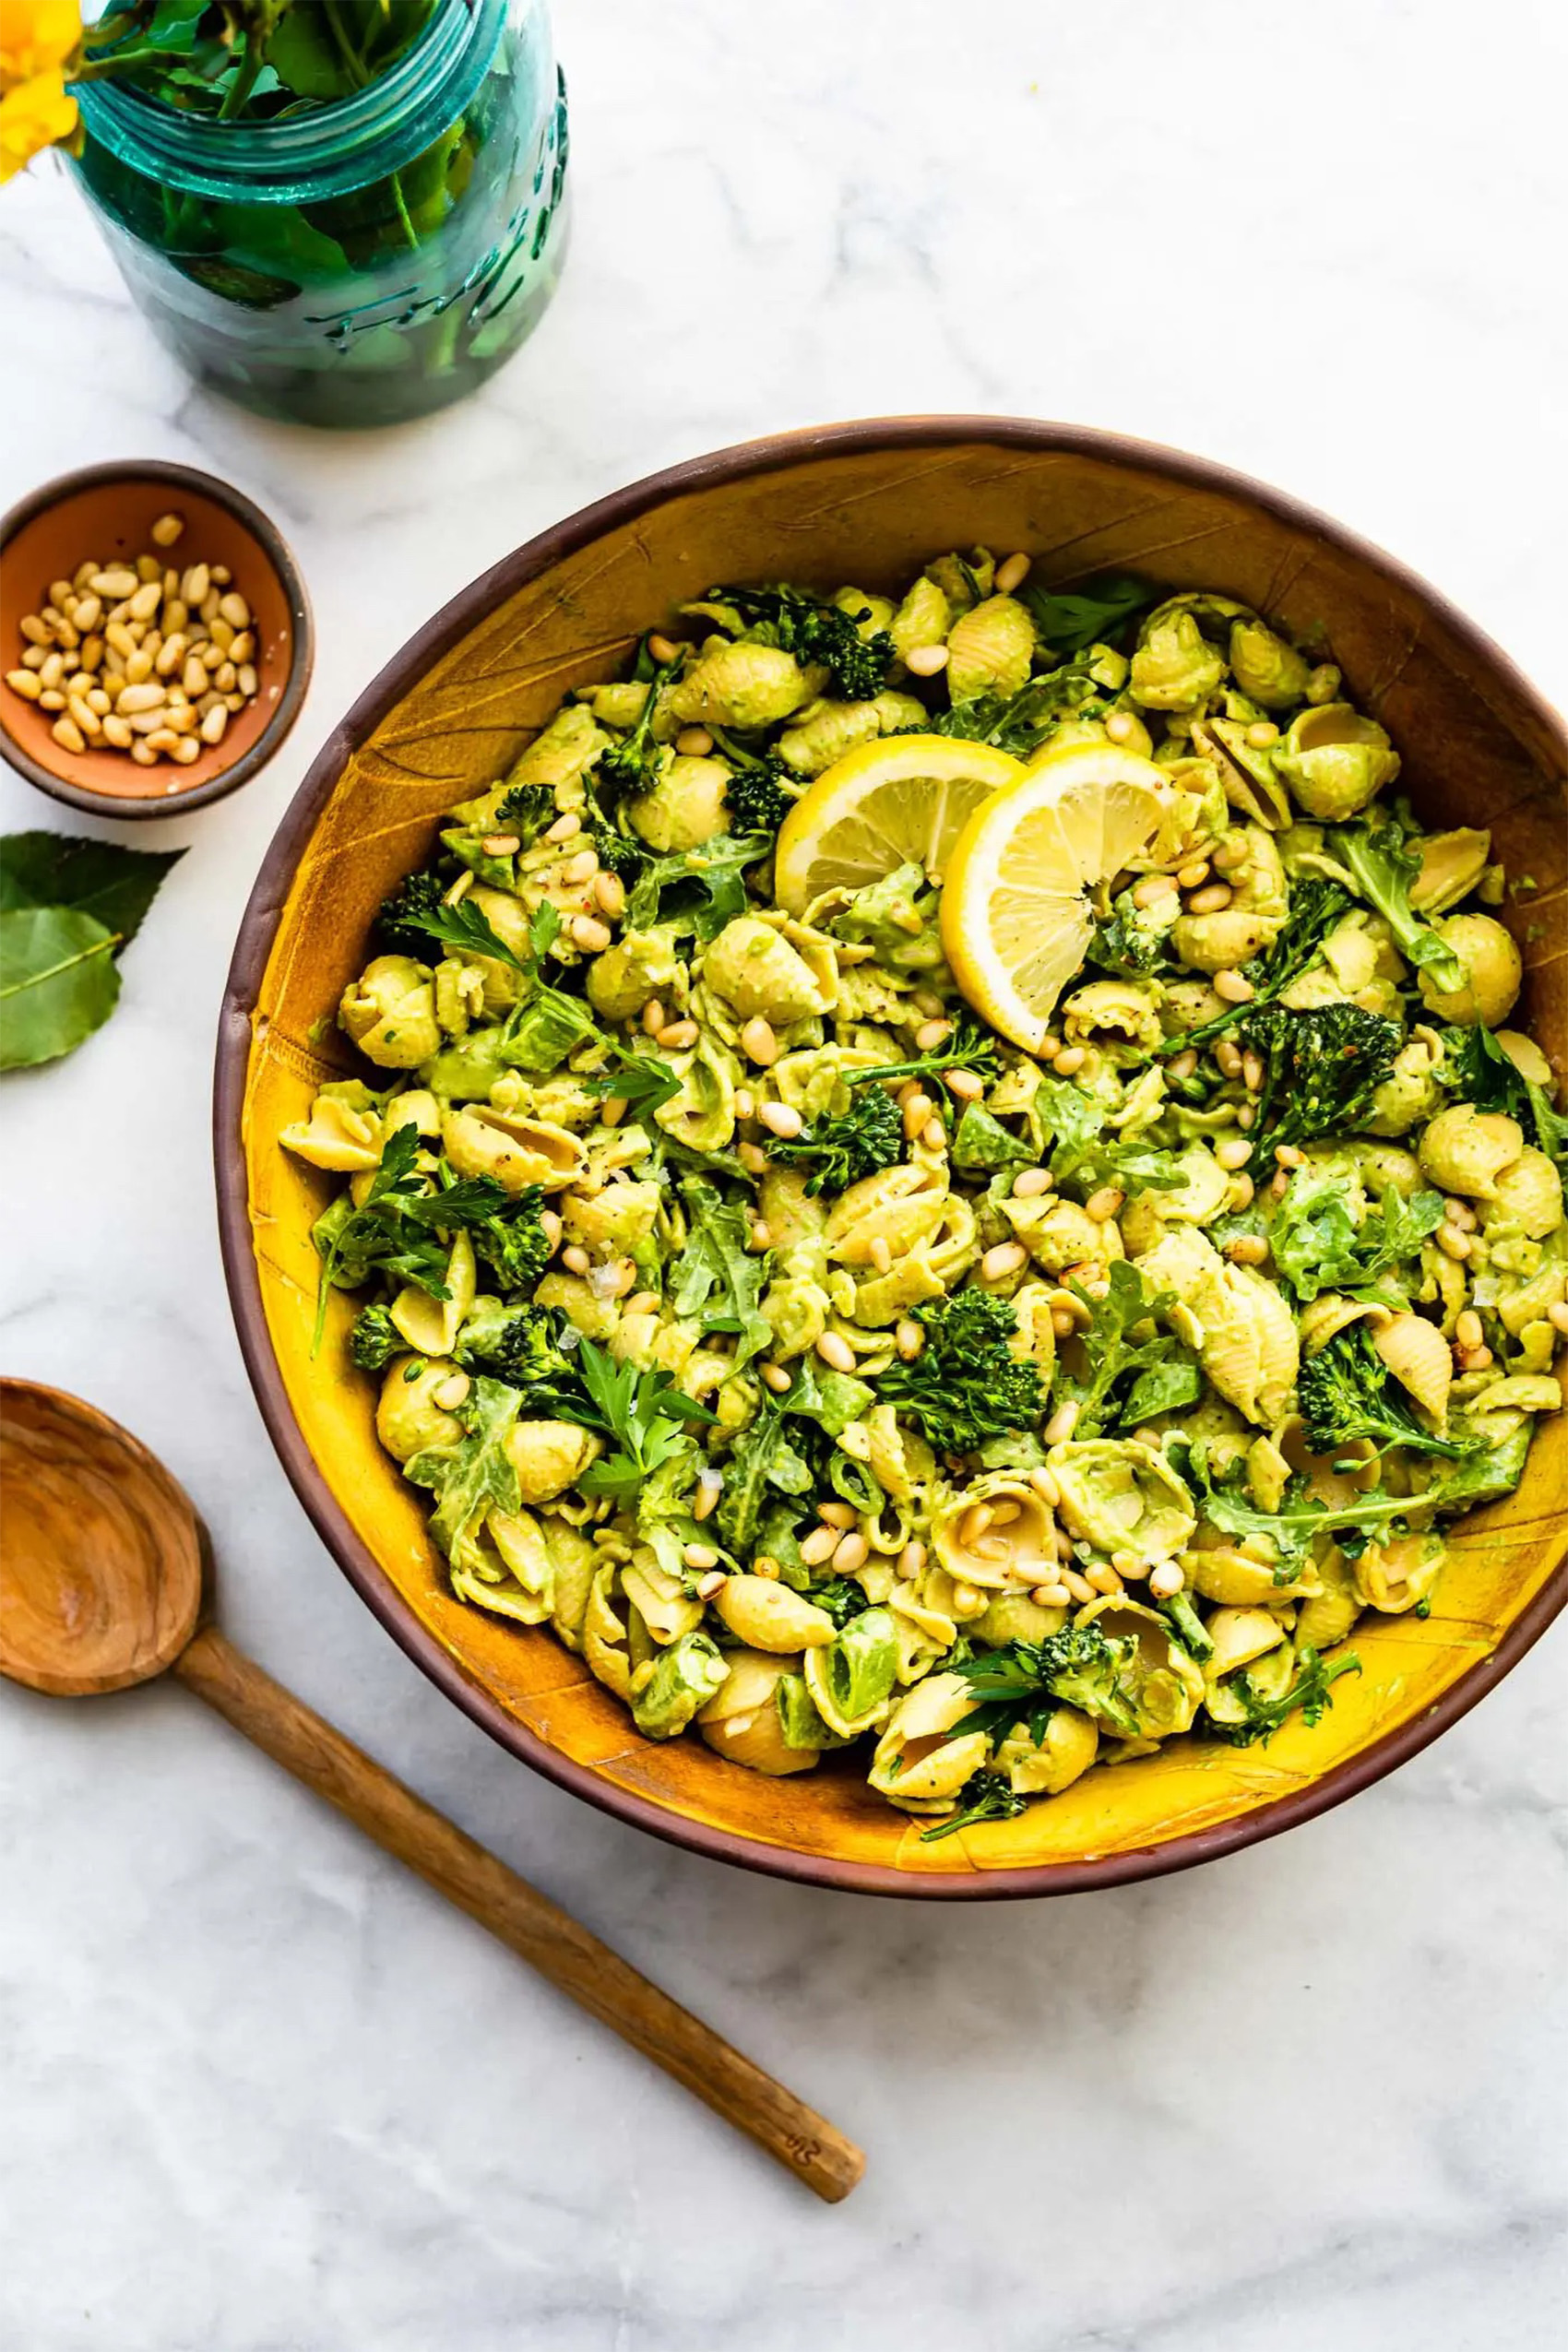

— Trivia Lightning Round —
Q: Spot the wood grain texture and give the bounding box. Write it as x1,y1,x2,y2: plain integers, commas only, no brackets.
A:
216,419,1568,1898
172,1626,864,2202
0,1381,203,1695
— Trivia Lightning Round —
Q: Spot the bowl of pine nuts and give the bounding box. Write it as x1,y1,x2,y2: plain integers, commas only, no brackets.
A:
0,459,312,816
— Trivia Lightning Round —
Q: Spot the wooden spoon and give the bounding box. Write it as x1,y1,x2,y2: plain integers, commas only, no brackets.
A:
0,1380,863,2203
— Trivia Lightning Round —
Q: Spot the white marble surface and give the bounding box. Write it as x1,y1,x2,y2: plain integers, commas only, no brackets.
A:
3,3,1566,2345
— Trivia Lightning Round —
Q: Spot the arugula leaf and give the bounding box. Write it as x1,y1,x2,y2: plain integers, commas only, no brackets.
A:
1441,1022,1568,1180
0,832,184,944
669,1177,773,1370
404,1376,522,1580
1179,878,1352,1049
715,1405,814,1554
1209,1647,1363,1746
1058,1260,1202,1436
623,834,772,939
927,653,1111,758
778,1350,876,1438
1269,1172,1444,1303
1330,817,1467,993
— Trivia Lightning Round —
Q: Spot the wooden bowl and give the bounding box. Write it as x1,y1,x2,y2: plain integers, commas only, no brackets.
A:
1,460,312,816
216,419,1568,1897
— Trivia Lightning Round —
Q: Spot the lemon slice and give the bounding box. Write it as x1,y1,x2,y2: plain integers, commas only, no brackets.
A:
940,742,1167,1051
773,736,1025,916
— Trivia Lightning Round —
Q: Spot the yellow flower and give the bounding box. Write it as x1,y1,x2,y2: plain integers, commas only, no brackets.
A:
1,0,80,184
0,72,77,183
1,0,81,88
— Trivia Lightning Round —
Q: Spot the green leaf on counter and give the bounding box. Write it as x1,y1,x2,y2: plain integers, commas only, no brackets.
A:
0,908,122,1071
0,832,184,945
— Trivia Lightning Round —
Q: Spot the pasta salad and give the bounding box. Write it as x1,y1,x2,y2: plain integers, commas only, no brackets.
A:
283,556,1566,1838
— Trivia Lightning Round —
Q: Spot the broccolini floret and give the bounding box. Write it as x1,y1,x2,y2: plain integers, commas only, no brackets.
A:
719,749,795,835
770,1086,903,1194
877,1290,1046,1455
595,660,677,804
1180,876,1353,1047
707,582,894,701
375,869,448,958
349,1301,402,1372
1239,1002,1402,1162
456,1299,576,1396
1298,1324,1477,1462
947,1624,1140,1741
468,1183,553,1294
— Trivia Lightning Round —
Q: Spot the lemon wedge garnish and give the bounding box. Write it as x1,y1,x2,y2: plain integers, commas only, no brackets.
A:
939,742,1167,1052
773,735,1025,916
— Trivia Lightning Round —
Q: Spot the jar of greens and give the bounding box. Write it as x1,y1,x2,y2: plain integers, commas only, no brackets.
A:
70,0,568,429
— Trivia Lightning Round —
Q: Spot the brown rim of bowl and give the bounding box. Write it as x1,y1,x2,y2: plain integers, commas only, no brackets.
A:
0,458,314,819
214,415,1568,1901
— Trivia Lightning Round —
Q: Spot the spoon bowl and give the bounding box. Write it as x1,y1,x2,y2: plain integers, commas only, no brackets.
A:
0,1381,203,1696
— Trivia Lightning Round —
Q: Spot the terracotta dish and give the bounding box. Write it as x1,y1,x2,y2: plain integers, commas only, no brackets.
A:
1,459,312,816
216,419,1568,1897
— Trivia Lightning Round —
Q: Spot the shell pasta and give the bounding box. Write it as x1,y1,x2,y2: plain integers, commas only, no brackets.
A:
284,561,1565,1839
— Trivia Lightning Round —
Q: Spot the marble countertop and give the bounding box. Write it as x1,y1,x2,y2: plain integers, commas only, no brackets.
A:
3,3,1565,2345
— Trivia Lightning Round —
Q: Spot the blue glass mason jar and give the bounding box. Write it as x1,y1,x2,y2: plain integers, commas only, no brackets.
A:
71,0,568,429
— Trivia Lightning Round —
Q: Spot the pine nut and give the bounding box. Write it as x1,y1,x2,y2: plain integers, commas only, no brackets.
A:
1241,1050,1265,1093
1213,969,1254,1004
675,727,712,755
960,1504,993,1546
163,597,187,635
761,1100,803,1140
1029,1466,1061,1507
760,1362,792,1393
150,511,184,548
125,648,155,684
135,554,161,585
1086,1562,1123,1596
902,1091,934,1139
561,1244,591,1276
39,651,65,688
1052,1045,1087,1075
594,872,625,919
559,847,598,884
915,1017,953,1051
748,1219,773,1253
693,1470,722,1522
218,591,250,629
980,1241,1028,1281
211,564,232,585
570,914,612,954
91,568,138,598
50,717,86,754
647,633,682,664
1032,1582,1073,1607
1215,1039,1244,1077
199,705,229,746
1133,875,1178,909
146,730,181,755
106,623,137,662
1274,1143,1304,1169
1547,1302,1568,1336
683,1542,720,1571
624,1291,660,1317
1051,1309,1075,1338
67,693,100,736
128,581,161,624
433,1372,471,1411
1104,711,1136,745
739,1142,768,1174
1456,1345,1493,1372
1187,883,1233,914
1455,1309,1485,1351
1060,1568,1096,1604
895,1317,923,1360
101,715,132,748
898,1540,928,1577
995,552,1032,594
733,1087,755,1122
72,594,101,632
819,1501,858,1528
1043,1400,1080,1444
1225,1234,1269,1265
155,634,184,676
800,1525,839,1567
1443,1197,1477,1231
657,1016,698,1050
1212,837,1248,872
945,1066,984,1101
5,669,42,700
481,833,520,857
870,1235,893,1274
921,1116,945,1152
1166,1049,1198,1080
1175,860,1211,890
1013,1168,1053,1198
642,1000,666,1038
230,630,255,665
79,637,104,674
740,1016,778,1065
1236,1104,1255,1130
544,811,580,841
695,1571,728,1601
181,564,209,606
1085,1186,1124,1222
1437,1224,1471,1261
1148,1563,1184,1599
117,682,164,714
905,643,949,676
129,740,158,766
816,1331,856,1373
215,661,237,693
37,691,65,711
1245,721,1278,749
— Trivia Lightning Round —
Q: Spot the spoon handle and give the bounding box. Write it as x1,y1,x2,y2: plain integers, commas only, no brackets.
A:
172,1625,862,2204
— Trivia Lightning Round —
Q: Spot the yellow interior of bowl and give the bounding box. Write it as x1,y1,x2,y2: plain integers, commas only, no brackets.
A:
239,435,1568,1879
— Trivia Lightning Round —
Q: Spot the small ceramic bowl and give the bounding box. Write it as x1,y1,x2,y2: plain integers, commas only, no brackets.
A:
0,459,312,817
